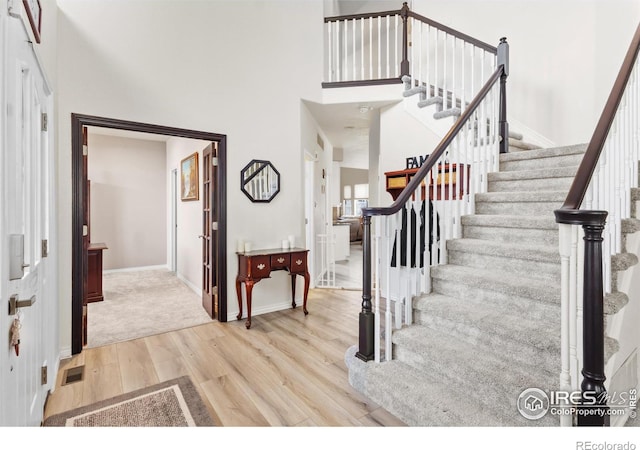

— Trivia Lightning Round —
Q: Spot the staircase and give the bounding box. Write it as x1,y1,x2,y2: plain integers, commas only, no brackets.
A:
345,66,640,426
346,142,638,426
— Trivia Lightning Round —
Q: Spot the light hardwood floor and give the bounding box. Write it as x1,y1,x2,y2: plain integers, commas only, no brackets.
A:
43,288,406,427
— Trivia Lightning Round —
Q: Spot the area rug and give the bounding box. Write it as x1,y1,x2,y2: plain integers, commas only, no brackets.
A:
44,376,214,427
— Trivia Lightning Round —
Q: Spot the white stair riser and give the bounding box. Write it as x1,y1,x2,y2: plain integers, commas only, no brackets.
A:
448,250,561,283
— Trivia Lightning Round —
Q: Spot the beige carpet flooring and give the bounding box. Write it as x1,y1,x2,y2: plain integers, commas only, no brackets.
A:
87,269,212,349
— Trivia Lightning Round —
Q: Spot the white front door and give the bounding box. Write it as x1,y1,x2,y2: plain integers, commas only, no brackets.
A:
0,14,53,426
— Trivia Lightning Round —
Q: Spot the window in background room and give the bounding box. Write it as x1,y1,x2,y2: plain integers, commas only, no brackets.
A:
343,185,353,216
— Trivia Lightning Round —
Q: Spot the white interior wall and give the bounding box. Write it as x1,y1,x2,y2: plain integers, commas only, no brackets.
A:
88,133,167,270
165,137,210,295
411,0,640,146
55,0,324,348
301,102,334,284
378,102,442,206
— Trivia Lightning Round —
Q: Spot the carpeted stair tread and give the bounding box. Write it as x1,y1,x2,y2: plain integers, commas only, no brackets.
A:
508,138,541,151
499,144,587,162
417,96,443,108
431,264,559,305
433,108,461,120
447,238,559,263
392,325,559,413
611,252,639,272
622,218,640,234
412,294,559,370
475,190,567,203
460,214,558,230
605,291,629,315
488,166,578,182
346,347,541,426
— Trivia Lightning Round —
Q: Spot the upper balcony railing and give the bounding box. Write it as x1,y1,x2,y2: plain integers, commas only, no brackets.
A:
323,2,497,115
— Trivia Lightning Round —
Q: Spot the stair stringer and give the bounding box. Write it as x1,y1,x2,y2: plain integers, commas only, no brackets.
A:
603,209,640,426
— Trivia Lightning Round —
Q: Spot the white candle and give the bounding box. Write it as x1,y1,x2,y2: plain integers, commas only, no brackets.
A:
288,235,295,248
244,242,252,253
237,240,245,253
282,239,290,249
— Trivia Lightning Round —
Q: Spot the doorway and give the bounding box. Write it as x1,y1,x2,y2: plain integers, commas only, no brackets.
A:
71,114,227,355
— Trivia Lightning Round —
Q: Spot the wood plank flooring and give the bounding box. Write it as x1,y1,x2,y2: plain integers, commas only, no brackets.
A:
43,288,406,427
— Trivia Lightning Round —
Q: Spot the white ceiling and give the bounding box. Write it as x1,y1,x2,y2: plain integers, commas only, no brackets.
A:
304,100,399,152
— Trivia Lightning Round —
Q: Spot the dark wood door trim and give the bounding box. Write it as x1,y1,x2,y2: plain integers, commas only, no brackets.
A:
71,113,228,355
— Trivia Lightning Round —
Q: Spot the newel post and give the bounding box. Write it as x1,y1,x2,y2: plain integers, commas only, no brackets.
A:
356,214,374,361
578,211,609,426
497,37,509,154
400,2,410,78
555,209,609,426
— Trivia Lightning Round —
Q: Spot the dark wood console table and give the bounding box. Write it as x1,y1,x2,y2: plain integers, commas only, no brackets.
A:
236,247,310,329
86,242,108,303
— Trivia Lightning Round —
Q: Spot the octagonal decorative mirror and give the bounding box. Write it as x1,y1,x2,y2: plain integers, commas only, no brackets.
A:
240,159,280,203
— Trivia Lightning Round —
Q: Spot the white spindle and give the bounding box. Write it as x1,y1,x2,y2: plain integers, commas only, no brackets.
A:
352,18,356,81
452,37,456,114
418,20,422,89
385,215,393,359
344,19,348,80
369,18,373,80
443,34,448,110
361,18,365,81
327,22,332,82
374,229,381,362
386,15,390,78
395,14,399,78
378,17,382,79
335,21,340,82
426,25,431,99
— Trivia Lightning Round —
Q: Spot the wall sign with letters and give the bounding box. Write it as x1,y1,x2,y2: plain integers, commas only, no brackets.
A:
406,155,430,170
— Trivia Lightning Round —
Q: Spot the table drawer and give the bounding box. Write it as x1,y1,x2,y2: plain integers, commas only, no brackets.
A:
271,254,290,269
290,251,307,273
250,255,271,278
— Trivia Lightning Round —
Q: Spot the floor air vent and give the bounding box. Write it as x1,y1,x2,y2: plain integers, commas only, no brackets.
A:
62,366,84,385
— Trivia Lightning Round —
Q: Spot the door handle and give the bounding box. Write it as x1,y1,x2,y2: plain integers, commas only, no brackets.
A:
8,294,36,316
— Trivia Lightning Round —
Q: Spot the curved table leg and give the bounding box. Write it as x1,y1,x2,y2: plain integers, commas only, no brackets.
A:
244,280,254,329
303,270,310,315
290,273,297,309
236,277,243,321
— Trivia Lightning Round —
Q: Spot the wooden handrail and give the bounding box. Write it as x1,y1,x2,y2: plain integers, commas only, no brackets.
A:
362,66,503,218
558,22,640,213
323,4,496,54
324,9,402,23
407,11,497,54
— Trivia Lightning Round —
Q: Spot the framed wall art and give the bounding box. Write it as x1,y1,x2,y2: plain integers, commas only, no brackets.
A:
181,152,199,201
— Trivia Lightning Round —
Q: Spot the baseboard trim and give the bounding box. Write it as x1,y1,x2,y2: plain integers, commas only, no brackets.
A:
177,273,202,297
103,264,169,274
227,300,299,323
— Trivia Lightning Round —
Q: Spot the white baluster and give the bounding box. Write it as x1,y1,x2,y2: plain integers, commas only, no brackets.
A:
386,15,390,78
443,33,448,110
378,17,382,79
374,222,381,363
395,14,399,78
336,21,340,82
344,19,349,81
369,17,373,80
384,215,392,360
352,18,356,81
569,224,579,393
558,223,573,427
360,17,365,81
327,22,332,82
